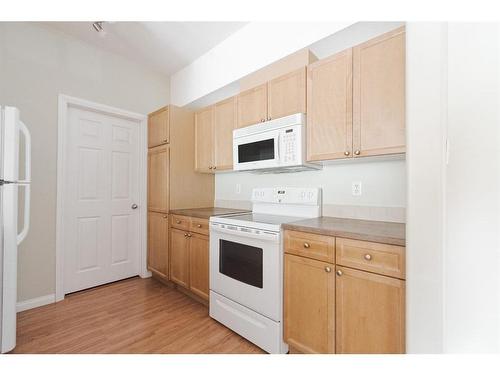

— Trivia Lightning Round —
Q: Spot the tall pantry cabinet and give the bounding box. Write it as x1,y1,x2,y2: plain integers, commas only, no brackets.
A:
147,105,214,282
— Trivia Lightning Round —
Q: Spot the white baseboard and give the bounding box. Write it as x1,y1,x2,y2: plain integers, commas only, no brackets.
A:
16,294,56,312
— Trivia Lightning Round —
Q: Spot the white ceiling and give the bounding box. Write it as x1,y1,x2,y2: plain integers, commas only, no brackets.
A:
43,22,247,78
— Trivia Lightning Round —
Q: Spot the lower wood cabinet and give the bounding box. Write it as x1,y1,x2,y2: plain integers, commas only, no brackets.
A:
170,228,190,288
284,254,335,354
283,229,406,354
188,233,209,300
169,219,209,301
147,212,169,279
335,266,405,354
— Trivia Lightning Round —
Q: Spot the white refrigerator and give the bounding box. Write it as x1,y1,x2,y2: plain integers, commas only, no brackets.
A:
0,106,31,353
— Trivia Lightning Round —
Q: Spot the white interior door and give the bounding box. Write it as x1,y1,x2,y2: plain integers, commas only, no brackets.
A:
63,106,140,294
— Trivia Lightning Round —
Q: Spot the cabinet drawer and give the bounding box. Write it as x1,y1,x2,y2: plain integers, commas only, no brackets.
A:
170,215,191,231
284,230,335,263
336,238,405,279
190,217,209,236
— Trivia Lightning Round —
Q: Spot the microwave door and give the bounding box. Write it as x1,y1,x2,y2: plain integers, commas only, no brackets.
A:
235,132,280,170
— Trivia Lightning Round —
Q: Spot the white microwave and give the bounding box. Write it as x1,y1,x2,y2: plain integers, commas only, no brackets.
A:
232,113,321,172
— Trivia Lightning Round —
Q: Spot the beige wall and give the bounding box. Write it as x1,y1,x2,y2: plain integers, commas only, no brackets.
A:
0,22,170,301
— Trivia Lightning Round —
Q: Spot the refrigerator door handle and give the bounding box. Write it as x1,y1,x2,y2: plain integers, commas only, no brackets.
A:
17,120,31,183
17,120,31,245
17,183,30,245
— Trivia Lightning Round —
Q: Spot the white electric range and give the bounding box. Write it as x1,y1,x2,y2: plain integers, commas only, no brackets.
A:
209,187,322,354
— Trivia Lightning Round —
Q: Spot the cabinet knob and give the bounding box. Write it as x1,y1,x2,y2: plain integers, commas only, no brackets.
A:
268,117,272,121
163,138,168,143
354,150,361,156
176,220,181,224
261,119,265,122
187,233,192,238
163,215,168,219
336,269,343,276
184,233,188,237
303,242,310,249
208,166,213,170
197,224,202,228
364,254,372,261
344,151,350,156
213,166,217,170
325,266,332,273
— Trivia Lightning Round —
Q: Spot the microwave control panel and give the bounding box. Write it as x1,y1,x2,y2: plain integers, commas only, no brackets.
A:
281,127,299,163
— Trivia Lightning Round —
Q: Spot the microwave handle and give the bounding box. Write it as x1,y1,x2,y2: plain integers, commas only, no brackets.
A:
275,134,280,160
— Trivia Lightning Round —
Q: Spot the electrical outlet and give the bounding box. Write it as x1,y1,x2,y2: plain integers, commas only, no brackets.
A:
352,181,362,196
236,183,241,194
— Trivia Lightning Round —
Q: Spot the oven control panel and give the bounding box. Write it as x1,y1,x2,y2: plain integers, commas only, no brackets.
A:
252,187,321,205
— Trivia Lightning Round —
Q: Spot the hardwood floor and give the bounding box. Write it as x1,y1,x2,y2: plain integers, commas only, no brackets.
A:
12,277,264,354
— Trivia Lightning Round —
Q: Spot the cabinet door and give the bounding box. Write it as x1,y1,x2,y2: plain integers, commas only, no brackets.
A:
237,84,268,128
147,212,169,278
307,49,353,161
353,27,405,157
268,67,306,121
169,228,190,288
189,233,209,301
194,106,215,173
148,107,169,148
336,266,405,353
147,145,169,212
284,254,335,354
214,97,237,171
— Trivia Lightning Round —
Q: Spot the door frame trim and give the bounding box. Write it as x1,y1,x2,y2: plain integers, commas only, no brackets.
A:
55,94,151,302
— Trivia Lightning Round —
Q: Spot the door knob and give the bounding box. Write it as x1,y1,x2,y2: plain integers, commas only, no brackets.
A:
131,204,138,209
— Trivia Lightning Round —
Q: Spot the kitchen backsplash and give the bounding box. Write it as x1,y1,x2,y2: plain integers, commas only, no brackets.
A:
215,158,406,223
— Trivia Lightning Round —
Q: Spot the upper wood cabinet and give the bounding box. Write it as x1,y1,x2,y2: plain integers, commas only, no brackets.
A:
307,49,353,161
147,212,169,278
284,254,335,354
147,144,169,213
307,27,405,162
194,106,215,173
237,83,268,127
195,97,237,173
268,67,306,120
214,97,237,170
237,67,307,128
188,233,209,300
336,266,405,353
353,26,406,157
148,106,169,148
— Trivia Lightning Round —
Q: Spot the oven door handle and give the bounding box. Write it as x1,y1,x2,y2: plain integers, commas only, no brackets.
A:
210,224,280,243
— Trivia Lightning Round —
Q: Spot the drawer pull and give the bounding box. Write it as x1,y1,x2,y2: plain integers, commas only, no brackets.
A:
197,224,202,228
324,266,331,273
336,269,343,276
364,254,372,261
303,242,310,249
176,220,181,224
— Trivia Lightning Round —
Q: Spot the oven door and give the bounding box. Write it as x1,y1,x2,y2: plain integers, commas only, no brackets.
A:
233,129,281,171
209,223,282,321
